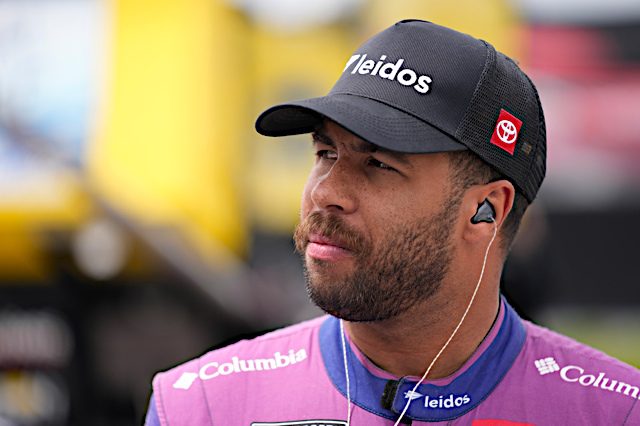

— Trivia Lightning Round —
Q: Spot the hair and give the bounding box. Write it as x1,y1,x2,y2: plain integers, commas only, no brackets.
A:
447,150,530,253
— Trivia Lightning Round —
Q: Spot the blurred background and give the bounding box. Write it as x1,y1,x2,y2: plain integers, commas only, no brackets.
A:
0,0,639,424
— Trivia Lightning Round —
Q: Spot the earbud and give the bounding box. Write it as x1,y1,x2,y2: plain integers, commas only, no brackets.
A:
471,199,495,224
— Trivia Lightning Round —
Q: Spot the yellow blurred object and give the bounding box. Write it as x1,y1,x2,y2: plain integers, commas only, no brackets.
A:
0,170,92,281
248,26,357,233
0,370,68,420
88,0,523,244
90,0,249,259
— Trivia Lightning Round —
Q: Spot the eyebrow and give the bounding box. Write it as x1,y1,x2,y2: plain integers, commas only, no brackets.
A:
311,130,413,168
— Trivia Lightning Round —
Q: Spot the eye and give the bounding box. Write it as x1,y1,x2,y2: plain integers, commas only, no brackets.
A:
368,157,396,172
315,150,337,161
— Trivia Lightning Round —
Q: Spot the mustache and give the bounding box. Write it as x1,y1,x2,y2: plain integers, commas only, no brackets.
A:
293,212,368,256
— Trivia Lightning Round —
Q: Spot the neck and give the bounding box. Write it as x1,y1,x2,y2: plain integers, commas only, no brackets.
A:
345,268,501,379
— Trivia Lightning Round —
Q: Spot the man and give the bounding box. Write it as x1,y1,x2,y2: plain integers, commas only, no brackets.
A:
145,20,640,425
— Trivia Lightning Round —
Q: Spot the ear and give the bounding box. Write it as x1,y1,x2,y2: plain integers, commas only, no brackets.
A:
461,180,515,244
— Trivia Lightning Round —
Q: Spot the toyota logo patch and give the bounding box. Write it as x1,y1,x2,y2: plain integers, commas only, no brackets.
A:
490,109,523,155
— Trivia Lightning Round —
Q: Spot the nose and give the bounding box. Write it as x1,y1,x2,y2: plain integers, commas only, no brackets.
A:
309,161,358,214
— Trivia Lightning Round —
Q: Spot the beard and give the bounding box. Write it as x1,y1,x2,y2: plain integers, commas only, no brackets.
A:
293,199,458,322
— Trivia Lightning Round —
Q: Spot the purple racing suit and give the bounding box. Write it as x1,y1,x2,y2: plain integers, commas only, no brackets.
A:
145,298,640,425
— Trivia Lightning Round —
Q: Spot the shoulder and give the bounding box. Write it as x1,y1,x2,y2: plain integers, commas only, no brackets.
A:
523,320,640,377
481,316,640,425
515,320,640,424
149,316,329,425
153,315,328,391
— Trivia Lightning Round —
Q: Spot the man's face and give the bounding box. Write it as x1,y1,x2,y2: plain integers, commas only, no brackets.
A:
294,120,463,322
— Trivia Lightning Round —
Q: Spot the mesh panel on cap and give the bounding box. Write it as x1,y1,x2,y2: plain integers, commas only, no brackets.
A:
524,73,547,201
455,42,545,202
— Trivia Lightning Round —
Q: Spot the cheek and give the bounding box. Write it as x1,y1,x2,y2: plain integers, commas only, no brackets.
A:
300,177,315,218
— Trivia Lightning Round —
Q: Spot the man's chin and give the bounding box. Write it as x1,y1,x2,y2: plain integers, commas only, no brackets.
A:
305,282,382,322
305,256,356,276
310,298,393,323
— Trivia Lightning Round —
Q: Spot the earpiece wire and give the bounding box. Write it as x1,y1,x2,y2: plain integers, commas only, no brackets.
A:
392,221,498,425
340,318,352,425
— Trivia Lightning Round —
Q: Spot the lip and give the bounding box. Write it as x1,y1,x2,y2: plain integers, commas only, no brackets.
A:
306,233,352,261
308,233,348,248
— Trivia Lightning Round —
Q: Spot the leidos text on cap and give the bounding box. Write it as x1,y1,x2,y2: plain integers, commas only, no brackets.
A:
343,53,433,94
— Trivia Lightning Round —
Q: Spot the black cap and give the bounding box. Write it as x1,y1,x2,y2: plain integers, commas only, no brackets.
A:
255,19,546,202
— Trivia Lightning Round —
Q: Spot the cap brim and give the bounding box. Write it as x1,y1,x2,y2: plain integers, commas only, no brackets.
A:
255,93,466,154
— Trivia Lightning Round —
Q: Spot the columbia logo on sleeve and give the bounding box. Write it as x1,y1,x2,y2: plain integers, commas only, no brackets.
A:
172,349,308,390
534,357,640,401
